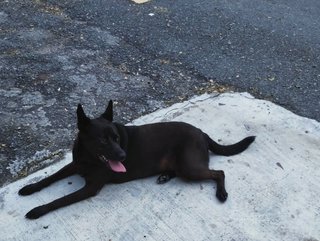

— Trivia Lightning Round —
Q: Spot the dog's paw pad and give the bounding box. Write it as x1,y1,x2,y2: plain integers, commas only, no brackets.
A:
26,206,48,219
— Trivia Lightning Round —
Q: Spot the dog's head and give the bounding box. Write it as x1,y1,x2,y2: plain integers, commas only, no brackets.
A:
76,100,126,173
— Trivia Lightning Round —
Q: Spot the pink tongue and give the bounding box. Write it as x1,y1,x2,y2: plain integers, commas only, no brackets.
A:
108,160,126,173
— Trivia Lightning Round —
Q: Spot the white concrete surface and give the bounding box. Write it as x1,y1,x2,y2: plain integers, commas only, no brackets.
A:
1,92,319,241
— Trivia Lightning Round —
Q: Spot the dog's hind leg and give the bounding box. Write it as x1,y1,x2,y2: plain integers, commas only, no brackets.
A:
180,168,228,202
157,171,176,184
19,163,77,196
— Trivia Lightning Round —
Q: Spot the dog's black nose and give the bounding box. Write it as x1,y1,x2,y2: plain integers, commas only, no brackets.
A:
119,152,126,160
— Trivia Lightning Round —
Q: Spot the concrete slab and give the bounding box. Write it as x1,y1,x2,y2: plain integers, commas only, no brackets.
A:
1,92,319,241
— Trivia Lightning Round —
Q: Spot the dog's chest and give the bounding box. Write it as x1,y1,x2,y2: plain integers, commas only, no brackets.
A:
75,161,106,177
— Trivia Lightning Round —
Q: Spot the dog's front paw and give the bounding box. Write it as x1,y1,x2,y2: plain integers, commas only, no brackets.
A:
19,184,40,196
25,205,49,219
157,174,171,184
216,189,228,202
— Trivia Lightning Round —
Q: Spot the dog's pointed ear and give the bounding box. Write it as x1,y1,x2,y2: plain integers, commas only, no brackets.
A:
77,104,90,130
101,100,113,122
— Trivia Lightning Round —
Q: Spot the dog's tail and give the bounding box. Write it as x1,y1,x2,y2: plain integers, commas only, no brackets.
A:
205,134,255,156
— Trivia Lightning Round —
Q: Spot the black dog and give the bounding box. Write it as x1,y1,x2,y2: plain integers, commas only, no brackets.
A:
19,100,255,219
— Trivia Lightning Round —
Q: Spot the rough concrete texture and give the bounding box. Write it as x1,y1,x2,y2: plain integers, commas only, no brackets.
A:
1,93,319,241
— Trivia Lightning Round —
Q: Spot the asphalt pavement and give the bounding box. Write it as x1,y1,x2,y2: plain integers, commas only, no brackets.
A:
0,0,319,186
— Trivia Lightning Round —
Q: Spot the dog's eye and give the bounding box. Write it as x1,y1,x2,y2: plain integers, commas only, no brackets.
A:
100,138,108,144
114,136,120,143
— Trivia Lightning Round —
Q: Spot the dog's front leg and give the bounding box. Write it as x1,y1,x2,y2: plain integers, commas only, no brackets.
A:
25,182,104,219
19,163,77,196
